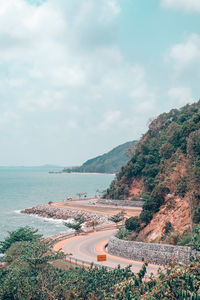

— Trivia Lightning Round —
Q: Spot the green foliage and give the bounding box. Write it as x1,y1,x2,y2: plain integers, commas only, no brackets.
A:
115,228,130,240
140,210,153,224
125,216,140,232
74,214,85,224
193,206,200,224
0,231,66,300
63,140,137,174
1,227,200,299
187,129,200,183
175,176,188,198
150,184,169,211
107,261,200,299
105,101,200,231
4,240,63,266
159,142,174,159
164,231,181,245
139,187,169,226
164,222,173,235
0,228,138,300
65,215,85,234
0,226,42,253
191,226,200,251
178,234,192,246
109,212,123,224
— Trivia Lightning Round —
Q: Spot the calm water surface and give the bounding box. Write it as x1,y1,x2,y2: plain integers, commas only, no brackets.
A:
0,168,114,241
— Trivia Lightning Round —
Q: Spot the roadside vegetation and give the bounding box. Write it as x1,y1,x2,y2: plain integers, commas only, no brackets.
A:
0,226,200,299
64,214,86,235
105,101,200,242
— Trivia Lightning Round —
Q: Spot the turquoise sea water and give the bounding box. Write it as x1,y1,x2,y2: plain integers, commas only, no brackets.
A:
0,168,114,241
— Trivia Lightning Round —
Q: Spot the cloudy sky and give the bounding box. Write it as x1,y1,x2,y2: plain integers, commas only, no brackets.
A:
0,0,200,166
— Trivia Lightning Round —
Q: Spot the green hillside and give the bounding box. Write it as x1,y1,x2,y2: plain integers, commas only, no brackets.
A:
63,141,137,174
105,101,200,241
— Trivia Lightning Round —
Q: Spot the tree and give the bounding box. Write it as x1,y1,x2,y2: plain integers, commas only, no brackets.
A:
0,239,66,300
126,144,137,158
65,214,85,235
109,212,123,227
77,192,87,199
159,142,174,159
140,210,153,224
0,226,42,254
74,214,85,224
4,240,63,267
125,217,140,232
187,130,200,232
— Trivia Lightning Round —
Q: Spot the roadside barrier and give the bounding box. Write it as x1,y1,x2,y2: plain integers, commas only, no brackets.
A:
65,255,114,270
65,255,154,279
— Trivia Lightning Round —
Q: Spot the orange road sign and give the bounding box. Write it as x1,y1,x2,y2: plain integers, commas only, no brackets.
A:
97,254,107,262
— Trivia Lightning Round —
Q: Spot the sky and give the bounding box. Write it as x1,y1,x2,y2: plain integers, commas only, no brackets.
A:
0,0,200,166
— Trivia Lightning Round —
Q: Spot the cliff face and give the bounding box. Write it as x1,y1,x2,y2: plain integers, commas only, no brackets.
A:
139,196,190,242
105,101,200,242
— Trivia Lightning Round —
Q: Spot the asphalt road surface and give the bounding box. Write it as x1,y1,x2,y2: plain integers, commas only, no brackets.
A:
57,230,161,276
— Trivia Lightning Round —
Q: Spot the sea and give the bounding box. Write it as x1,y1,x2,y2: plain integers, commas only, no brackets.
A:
0,167,114,241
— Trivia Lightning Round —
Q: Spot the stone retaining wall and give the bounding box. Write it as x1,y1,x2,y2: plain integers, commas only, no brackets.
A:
108,236,198,265
98,199,144,207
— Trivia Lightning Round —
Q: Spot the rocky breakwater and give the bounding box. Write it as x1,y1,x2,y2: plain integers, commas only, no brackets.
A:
21,203,111,226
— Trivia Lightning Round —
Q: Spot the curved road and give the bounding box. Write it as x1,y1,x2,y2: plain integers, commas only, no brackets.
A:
54,230,161,276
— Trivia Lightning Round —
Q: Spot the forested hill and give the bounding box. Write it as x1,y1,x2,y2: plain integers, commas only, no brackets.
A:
63,141,137,174
105,101,200,243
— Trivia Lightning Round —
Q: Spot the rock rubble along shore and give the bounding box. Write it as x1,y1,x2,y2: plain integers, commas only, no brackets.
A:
21,203,111,226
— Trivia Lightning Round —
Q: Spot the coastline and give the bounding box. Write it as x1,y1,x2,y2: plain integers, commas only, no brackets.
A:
21,203,112,227
62,172,116,175
21,199,142,230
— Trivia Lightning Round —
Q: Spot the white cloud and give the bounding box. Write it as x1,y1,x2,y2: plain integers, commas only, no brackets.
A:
168,87,193,105
168,34,200,73
99,110,121,130
0,0,170,165
19,91,63,112
67,120,78,129
0,111,19,124
51,66,87,87
107,0,121,16
8,79,24,87
161,0,200,13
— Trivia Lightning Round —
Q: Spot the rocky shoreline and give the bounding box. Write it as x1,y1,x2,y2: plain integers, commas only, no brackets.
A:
21,203,111,227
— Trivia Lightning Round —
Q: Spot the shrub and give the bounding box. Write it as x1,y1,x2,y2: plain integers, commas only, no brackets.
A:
125,217,140,232
178,234,192,246
164,221,173,235
140,210,153,224
165,231,181,245
175,176,188,198
159,142,174,159
166,199,175,210
193,206,200,224
109,212,123,225
115,228,130,240
0,227,42,254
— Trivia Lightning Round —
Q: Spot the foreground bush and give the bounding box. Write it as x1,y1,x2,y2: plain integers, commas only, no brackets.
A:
107,261,200,300
0,227,200,299
0,227,42,253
